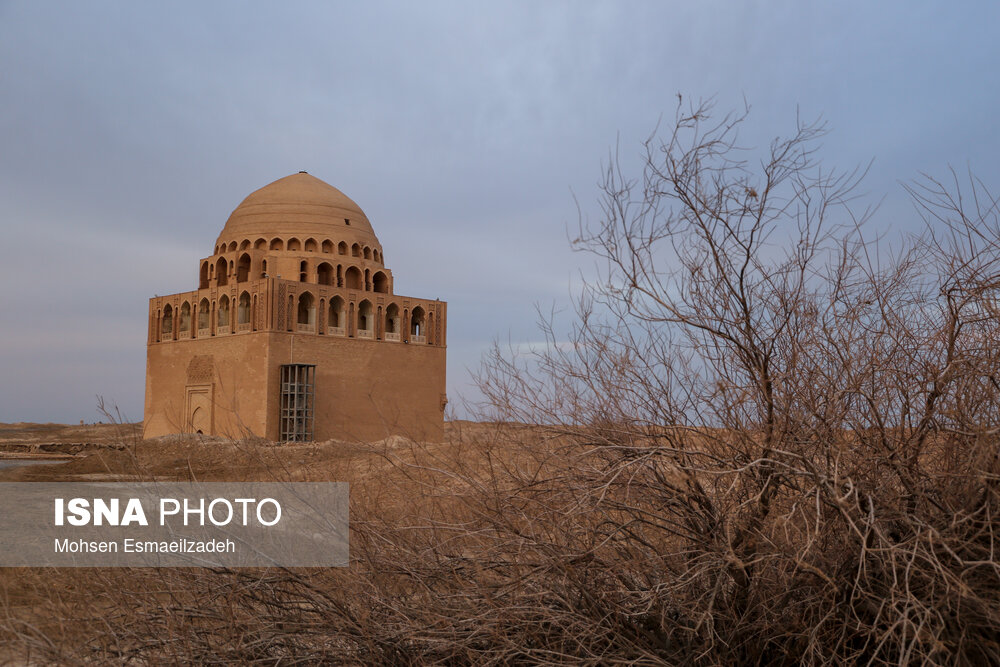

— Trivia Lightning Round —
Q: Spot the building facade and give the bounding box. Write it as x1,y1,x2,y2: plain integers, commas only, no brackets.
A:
144,172,447,442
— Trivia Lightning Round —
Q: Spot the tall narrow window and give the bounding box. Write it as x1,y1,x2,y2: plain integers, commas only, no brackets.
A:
216,257,228,286
373,271,388,293
180,302,192,332
409,306,427,344
238,292,251,324
218,295,230,327
385,303,400,341
198,298,210,330
279,364,315,442
162,305,173,336
297,292,316,327
358,300,373,337
237,253,251,282
329,296,345,331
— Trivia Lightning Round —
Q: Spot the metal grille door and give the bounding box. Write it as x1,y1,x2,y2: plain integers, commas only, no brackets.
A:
279,364,315,442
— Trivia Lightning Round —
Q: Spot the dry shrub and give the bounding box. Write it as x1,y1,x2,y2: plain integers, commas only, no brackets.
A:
4,100,1000,664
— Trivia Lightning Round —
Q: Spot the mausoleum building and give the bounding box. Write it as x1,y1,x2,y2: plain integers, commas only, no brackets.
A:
144,172,447,442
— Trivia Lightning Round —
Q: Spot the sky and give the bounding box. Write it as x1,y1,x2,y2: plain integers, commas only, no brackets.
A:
1,1,999,423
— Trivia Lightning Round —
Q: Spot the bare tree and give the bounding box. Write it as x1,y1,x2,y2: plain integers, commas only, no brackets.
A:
473,99,1000,664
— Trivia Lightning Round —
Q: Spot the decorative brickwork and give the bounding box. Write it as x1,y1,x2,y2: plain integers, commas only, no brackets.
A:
186,355,215,384
277,283,286,330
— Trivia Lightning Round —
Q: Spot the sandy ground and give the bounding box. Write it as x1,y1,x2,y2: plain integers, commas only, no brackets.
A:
0,421,137,459
0,420,491,482
0,421,140,445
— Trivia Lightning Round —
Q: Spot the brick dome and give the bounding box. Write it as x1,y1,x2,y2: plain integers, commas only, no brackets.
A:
216,172,380,248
